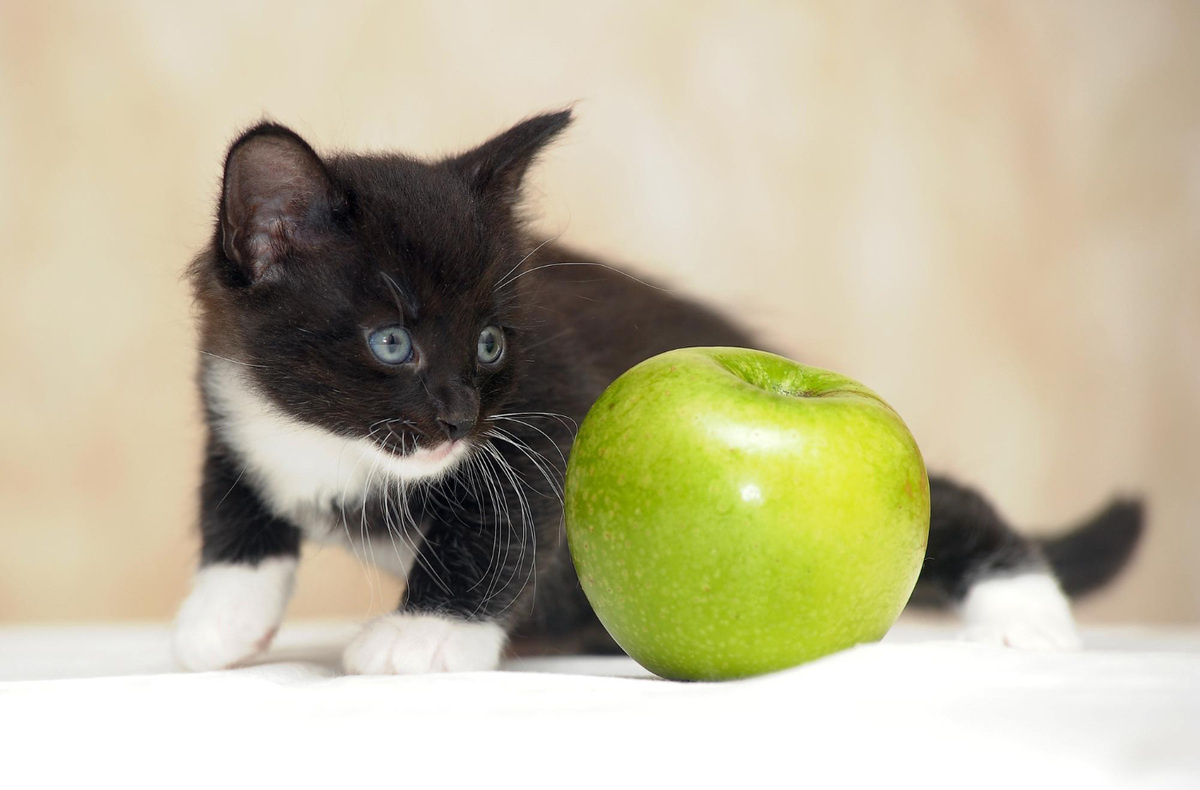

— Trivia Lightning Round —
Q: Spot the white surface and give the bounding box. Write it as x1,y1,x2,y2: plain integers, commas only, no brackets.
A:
1,622,1198,788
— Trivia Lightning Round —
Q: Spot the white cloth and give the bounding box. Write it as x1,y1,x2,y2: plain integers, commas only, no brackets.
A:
1,622,1197,788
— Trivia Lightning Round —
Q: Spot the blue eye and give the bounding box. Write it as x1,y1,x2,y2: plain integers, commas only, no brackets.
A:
368,325,414,365
478,325,505,364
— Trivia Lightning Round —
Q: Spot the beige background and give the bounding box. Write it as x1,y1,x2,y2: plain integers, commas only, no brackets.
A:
1,1,1196,624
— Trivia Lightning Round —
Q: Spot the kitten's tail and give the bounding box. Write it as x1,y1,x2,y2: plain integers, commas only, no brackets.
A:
1037,498,1144,598
914,477,1145,607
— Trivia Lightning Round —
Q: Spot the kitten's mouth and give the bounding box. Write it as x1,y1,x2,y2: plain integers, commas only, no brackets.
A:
410,441,458,462
370,435,471,481
376,425,467,461
379,436,462,461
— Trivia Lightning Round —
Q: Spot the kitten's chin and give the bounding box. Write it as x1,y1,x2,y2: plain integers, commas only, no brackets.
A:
374,439,470,481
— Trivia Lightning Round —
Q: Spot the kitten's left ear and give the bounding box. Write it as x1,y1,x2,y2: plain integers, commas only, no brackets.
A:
218,123,344,286
451,109,573,205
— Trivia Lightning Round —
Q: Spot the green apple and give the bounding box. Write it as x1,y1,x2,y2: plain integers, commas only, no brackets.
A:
564,347,929,681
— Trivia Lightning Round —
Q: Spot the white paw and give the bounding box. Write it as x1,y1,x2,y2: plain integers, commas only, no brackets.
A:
172,557,297,671
343,613,506,675
960,572,1082,651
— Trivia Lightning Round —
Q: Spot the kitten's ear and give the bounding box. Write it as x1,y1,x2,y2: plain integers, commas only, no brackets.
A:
452,109,572,205
218,123,342,286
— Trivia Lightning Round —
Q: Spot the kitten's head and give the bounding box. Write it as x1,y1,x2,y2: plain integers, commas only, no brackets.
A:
191,110,571,479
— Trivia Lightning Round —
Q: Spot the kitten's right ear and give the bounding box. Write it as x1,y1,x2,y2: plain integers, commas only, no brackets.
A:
451,109,573,207
218,123,342,286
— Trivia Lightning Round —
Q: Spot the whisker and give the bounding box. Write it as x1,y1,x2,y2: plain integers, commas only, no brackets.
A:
380,475,410,588
519,327,574,352
486,428,563,503
493,233,564,292
496,261,674,294
358,433,387,612
487,415,569,469
199,350,269,369
478,446,516,611
489,410,579,433
480,442,537,617
399,480,454,596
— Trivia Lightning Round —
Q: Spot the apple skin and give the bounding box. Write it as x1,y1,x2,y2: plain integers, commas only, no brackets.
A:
563,347,930,681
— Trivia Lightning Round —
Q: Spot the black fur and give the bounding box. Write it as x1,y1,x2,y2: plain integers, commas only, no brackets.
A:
1040,499,1144,598
908,478,1143,607
198,442,301,566
188,109,1144,654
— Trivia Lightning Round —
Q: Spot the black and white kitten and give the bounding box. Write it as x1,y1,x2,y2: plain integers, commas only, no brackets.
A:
174,110,1143,673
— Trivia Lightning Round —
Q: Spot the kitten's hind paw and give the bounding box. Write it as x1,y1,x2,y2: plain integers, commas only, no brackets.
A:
172,558,296,671
343,613,506,675
959,572,1083,651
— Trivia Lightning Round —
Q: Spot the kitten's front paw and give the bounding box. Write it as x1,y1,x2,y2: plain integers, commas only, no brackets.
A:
960,572,1082,651
172,558,297,671
343,613,506,675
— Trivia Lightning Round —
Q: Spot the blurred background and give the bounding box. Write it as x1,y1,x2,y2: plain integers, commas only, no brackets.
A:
1,0,1196,625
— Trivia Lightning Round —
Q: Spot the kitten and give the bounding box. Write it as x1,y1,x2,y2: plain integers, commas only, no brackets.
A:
174,110,1143,673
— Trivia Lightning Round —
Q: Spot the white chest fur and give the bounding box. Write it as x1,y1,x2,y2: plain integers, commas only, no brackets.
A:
203,359,468,550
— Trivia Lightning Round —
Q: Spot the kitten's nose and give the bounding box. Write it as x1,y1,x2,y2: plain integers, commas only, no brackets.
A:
437,417,473,442
432,383,479,442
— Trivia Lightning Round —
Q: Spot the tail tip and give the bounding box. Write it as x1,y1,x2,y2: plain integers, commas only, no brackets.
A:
1103,496,1146,546
1045,495,1146,598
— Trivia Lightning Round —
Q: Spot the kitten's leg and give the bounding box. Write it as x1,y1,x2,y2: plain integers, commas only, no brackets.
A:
913,476,1081,650
343,519,527,674
173,447,301,671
